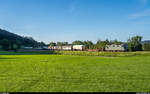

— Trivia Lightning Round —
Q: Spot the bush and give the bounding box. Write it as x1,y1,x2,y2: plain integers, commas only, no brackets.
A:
143,43,150,51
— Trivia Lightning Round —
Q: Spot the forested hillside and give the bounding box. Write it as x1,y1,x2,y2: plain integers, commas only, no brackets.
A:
0,28,39,50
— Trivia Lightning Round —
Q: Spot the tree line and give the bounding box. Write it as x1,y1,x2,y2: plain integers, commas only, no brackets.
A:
0,28,150,51
49,36,150,51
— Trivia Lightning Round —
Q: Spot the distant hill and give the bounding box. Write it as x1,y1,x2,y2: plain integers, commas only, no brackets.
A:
141,40,150,44
0,28,39,47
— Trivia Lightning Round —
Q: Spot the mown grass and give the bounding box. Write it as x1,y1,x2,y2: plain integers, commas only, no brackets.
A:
0,52,150,92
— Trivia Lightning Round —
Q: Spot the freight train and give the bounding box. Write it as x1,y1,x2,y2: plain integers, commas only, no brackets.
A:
48,45,85,51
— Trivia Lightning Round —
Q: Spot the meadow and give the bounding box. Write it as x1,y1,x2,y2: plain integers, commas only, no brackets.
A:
0,51,150,92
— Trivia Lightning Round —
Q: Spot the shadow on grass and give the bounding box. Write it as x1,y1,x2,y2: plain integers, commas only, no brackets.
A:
0,57,17,60
0,50,57,55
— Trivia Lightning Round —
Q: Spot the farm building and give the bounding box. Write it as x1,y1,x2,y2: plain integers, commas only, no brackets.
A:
105,44,128,52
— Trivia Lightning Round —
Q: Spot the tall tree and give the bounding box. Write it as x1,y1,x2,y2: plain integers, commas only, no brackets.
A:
96,40,108,51
0,39,10,50
72,40,84,45
63,42,68,46
83,40,94,49
56,42,68,46
127,36,143,51
110,39,122,45
49,42,56,46
143,43,150,51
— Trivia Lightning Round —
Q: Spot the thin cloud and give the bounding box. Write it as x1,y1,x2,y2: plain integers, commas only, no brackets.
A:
129,9,150,19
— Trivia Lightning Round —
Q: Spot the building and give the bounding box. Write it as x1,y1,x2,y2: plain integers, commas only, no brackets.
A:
73,45,85,51
105,44,128,52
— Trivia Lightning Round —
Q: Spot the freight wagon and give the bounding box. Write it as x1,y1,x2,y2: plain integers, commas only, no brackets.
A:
48,45,85,51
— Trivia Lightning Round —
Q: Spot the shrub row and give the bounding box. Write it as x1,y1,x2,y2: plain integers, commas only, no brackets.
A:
53,51,150,57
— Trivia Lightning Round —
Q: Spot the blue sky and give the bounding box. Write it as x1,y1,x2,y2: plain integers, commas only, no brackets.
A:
0,0,150,43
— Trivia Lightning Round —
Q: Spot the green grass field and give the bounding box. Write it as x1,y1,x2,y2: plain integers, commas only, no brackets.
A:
0,51,150,92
